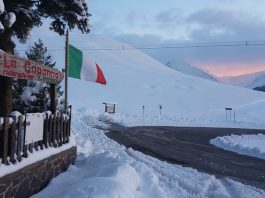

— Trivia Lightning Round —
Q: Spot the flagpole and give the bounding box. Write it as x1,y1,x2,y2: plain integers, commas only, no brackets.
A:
65,29,69,111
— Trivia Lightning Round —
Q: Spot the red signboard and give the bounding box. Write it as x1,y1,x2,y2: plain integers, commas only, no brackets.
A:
0,50,64,84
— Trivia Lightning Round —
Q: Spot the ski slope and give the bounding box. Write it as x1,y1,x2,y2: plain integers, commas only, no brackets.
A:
69,35,265,125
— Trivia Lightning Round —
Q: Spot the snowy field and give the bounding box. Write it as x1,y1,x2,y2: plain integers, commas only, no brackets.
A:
211,134,265,160
29,36,265,197
66,35,265,129
34,36,265,197
33,109,265,198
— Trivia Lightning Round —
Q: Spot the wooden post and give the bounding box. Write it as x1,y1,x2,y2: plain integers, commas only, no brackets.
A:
43,114,49,148
17,115,23,162
48,115,53,147
2,117,9,165
0,77,13,117
53,116,57,148
65,29,69,111
0,32,15,117
10,117,17,164
50,84,57,114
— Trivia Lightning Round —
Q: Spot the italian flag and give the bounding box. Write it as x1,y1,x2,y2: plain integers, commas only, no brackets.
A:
68,44,107,85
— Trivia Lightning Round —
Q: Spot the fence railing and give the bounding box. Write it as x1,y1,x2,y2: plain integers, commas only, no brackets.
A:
0,111,72,165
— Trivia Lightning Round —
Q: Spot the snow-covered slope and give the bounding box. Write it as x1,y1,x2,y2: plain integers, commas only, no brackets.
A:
219,71,265,89
69,35,265,121
165,60,216,81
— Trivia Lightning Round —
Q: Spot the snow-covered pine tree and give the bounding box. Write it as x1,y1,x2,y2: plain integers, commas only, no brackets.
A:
0,0,91,116
12,39,63,114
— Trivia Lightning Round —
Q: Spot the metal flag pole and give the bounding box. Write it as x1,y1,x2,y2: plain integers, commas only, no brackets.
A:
65,29,69,111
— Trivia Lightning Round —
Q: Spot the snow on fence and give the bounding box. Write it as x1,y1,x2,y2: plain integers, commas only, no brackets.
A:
0,111,71,165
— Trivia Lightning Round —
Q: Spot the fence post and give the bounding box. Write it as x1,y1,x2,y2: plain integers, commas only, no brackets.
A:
48,115,53,147
17,115,23,162
43,114,49,148
59,113,63,146
2,117,9,165
53,115,57,148
64,117,68,143
56,113,60,146
10,117,17,164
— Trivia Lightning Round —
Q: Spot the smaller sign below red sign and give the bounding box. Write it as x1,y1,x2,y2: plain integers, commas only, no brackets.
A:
0,50,64,84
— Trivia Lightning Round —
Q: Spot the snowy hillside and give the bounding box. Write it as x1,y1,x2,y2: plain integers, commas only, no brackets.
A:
165,60,216,81
219,71,265,89
32,35,265,197
69,35,265,124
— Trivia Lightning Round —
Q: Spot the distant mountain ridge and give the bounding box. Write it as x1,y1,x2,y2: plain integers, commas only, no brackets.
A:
165,60,216,81
219,71,265,90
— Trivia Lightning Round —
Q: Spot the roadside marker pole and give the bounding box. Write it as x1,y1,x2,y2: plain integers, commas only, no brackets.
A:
142,105,145,120
234,109,236,123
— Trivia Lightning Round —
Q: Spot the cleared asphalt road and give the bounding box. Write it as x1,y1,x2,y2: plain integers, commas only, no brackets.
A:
106,126,265,190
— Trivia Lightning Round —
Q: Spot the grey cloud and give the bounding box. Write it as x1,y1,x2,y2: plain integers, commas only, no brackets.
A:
187,9,265,41
155,8,183,29
115,32,265,72
125,11,147,27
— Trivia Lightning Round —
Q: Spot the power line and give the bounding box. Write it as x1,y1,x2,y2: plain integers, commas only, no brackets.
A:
15,40,265,52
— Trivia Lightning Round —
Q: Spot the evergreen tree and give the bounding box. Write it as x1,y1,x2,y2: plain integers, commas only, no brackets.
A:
12,79,27,113
0,0,90,116
12,39,63,113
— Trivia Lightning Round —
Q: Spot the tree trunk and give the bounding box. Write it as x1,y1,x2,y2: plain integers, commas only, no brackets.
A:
0,30,15,117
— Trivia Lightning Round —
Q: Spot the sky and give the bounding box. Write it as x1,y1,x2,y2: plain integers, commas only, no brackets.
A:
16,0,265,77
88,0,265,77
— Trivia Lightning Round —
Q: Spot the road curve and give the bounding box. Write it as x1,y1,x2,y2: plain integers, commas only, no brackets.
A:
106,125,265,190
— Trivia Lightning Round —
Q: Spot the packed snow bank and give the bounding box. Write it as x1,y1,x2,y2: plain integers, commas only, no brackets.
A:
33,109,265,198
88,107,265,129
211,134,265,160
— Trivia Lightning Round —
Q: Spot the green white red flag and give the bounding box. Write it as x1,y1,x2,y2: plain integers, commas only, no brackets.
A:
68,44,107,85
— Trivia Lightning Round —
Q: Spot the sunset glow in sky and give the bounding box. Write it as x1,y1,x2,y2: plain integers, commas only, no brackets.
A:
89,0,265,76
14,0,265,77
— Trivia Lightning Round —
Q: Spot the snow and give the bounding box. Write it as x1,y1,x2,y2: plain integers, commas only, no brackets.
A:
33,109,265,198
9,111,25,121
3,12,16,28
34,35,265,197
0,1,16,29
69,35,265,128
219,71,265,89
0,0,4,15
210,134,265,160
0,136,76,178
165,60,216,81
4,35,265,196
21,81,45,105
0,21,4,31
